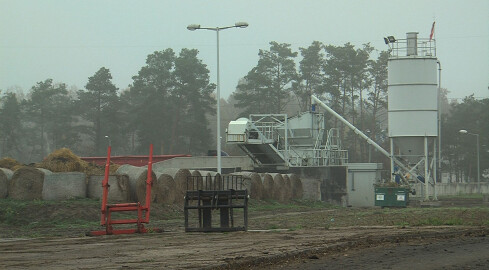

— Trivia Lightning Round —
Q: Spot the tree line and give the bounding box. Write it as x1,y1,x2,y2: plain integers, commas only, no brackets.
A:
0,41,487,182
0,48,216,162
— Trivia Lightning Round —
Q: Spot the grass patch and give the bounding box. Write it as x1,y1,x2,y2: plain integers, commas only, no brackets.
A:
249,200,335,211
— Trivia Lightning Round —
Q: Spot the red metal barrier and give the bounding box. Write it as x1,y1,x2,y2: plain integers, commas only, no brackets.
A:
88,144,160,236
81,154,190,167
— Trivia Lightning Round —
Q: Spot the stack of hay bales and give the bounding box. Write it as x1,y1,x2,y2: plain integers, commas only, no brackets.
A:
0,168,13,198
152,168,191,204
87,174,130,202
9,167,52,200
260,173,274,200
195,170,215,190
231,171,264,199
116,164,157,203
42,172,87,200
269,173,286,201
190,170,204,190
154,172,176,204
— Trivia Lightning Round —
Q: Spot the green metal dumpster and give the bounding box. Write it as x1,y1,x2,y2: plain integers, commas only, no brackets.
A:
374,186,409,207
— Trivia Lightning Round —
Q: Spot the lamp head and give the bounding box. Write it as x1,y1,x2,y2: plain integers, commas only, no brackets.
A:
459,129,468,134
235,22,249,28
187,24,201,31
387,36,396,43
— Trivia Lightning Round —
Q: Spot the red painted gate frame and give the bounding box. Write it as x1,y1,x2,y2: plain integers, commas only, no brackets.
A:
89,144,157,236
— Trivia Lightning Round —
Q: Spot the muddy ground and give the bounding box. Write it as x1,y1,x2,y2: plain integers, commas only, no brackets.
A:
0,197,488,269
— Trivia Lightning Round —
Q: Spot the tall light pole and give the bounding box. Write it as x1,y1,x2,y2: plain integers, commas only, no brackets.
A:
187,22,249,174
104,135,111,147
459,129,480,192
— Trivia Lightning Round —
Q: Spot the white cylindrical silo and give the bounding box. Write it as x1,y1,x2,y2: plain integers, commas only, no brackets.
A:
388,32,438,158
387,32,439,200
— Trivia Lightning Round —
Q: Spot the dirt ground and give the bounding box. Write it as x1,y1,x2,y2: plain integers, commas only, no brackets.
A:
0,197,488,269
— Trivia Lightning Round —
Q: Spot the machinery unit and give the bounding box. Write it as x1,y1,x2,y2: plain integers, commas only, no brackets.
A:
226,112,348,170
387,32,439,200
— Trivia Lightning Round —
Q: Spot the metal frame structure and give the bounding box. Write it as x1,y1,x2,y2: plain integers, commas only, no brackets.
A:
89,144,160,236
226,112,348,170
184,175,248,232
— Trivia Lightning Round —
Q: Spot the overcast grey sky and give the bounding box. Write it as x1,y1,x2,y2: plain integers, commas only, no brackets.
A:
1,0,488,100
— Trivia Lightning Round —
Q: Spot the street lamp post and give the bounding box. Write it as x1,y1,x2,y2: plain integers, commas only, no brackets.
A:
187,22,248,174
104,135,111,147
459,129,480,192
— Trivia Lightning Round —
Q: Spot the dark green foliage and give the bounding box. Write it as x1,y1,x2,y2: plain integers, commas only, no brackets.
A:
441,96,489,182
293,41,326,111
127,48,215,155
234,42,298,115
77,67,120,155
0,92,23,159
24,79,76,160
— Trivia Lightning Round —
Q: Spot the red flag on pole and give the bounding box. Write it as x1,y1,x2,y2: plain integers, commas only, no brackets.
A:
429,21,435,41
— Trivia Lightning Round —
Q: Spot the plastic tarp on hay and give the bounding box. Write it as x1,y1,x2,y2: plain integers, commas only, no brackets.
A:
42,172,87,201
87,174,130,202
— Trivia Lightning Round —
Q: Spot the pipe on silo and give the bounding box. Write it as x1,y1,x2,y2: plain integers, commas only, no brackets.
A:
406,32,418,56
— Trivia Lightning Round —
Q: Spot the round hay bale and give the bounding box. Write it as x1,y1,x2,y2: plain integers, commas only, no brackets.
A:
208,171,222,190
42,172,87,201
269,173,286,201
153,168,191,204
196,170,214,190
0,168,13,198
260,173,274,200
135,171,157,205
87,174,130,202
116,165,156,203
9,167,52,200
282,174,293,201
190,170,204,190
154,173,176,204
232,172,264,200
37,148,88,172
288,173,303,199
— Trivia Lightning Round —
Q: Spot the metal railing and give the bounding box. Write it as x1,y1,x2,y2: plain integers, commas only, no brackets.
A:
389,38,436,58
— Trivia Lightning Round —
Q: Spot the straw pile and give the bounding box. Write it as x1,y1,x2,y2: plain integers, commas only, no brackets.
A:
288,174,303,199
154,173,176,204
260,173,274,200
84,162,120,175
0,157,21,170
0,168,13,198
42,172,87,201
153,168,191,204
9,167,52,200
87,174,130,202
232,171,264,199
269,173,286,201
37,148,88,172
